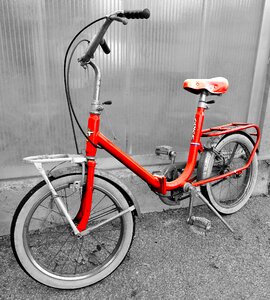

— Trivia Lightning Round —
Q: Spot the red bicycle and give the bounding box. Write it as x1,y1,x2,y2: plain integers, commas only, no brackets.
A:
11,9,260,289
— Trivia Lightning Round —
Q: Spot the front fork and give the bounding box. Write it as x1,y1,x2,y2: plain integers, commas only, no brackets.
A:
74,61,107,232
75,113,100,231
70,57,105,232
75,160,96,232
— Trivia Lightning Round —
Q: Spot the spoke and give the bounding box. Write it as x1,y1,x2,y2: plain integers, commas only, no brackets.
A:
30,216,66,226
90,206,118,222
226,176,245,191
218,177,223,200
25,178,127,278
74,238,84,275
30,227,71,249
55,198,70,225
95,233,118,243
59,235,79,274
211,178,226,187
80,240,102,266
39,204,66,218
225,178,232,201
92,227,120,233
207,140,253,210
48,232,73,267
236,174,239,198
227,176,248,193
91,194,107,212
36,208,54,231
229,143,238,160
91,204,116,215
90,234,113,256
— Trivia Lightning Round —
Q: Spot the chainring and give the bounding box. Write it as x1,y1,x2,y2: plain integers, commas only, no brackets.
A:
156,164,189,206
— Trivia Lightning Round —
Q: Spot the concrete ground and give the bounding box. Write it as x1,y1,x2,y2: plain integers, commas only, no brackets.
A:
1,194,270,299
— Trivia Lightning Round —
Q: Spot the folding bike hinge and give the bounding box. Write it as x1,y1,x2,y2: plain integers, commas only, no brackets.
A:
155,175,167,195
184,183,234,233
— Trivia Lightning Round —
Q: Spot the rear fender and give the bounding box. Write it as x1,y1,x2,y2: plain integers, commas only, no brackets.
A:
51,166,141,217
198,131,257,182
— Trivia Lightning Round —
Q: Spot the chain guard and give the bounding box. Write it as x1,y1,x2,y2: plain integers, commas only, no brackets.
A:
154,164,189,206
197,136,223,182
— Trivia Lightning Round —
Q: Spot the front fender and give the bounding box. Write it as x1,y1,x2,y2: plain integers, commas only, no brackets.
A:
51,165,141,217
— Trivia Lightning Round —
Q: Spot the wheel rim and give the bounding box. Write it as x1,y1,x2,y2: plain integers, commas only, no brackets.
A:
23,182,125,281
207,141,252,209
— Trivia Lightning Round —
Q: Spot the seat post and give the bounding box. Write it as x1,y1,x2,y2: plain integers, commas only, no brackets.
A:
197,91,208,109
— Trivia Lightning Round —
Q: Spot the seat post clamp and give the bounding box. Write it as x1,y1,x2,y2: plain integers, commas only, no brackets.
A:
198,92,208,109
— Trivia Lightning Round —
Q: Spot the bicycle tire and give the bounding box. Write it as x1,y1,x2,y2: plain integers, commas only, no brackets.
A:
197,133,258,214
11,174,135,289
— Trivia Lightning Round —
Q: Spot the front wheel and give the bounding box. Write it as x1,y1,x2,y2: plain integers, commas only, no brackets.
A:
11,174,135,289
197,133,258,214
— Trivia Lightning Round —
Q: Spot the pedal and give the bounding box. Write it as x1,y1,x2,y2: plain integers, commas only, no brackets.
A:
155,145,176,163
152,170,163,176
188,216,211,231
185,183,234,233
155,145,173,156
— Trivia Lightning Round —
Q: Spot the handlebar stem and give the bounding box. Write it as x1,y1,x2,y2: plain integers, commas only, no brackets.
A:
89,61,102,114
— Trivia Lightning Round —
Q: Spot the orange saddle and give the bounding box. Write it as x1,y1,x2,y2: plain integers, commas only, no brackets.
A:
183,77,229,95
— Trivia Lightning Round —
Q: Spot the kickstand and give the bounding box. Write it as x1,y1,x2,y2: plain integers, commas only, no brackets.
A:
185,183,234,233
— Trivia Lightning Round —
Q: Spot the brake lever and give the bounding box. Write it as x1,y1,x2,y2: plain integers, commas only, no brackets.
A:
109,16,128,25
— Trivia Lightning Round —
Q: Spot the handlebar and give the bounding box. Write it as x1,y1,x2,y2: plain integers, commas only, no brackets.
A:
78,8,150,66
117,8,150,19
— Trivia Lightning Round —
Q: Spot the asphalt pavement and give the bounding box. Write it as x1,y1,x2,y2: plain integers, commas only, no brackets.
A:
1,195,270,299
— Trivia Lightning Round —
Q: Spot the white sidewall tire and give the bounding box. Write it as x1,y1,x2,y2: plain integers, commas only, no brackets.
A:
199,134,258,214
11,175,134,289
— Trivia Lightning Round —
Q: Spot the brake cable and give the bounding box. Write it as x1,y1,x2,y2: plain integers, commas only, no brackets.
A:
64,10,150,152
63,17,106,153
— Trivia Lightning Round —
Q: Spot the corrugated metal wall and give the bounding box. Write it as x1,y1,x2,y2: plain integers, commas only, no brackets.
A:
0,0,266,178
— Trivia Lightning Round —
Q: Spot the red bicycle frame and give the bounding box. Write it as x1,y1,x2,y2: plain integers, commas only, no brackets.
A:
75,91,260,231
70,17,261,232
87,108,260,191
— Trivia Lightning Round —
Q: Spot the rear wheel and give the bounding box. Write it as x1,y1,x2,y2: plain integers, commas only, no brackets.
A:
11,174,135,289
198,134,258,214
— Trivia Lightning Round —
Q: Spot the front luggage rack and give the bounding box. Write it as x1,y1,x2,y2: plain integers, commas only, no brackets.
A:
24,154,87,164
23,154,87,236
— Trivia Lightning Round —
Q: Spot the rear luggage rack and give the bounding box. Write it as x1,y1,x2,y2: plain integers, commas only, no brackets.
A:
202,122,260,138
192,123,261,187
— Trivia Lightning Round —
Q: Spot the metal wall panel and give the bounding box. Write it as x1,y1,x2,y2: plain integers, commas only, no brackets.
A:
0,0,266,178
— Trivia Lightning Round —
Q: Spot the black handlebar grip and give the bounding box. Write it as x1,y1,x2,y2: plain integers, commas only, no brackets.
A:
118,8,150,19
100,38,111,54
